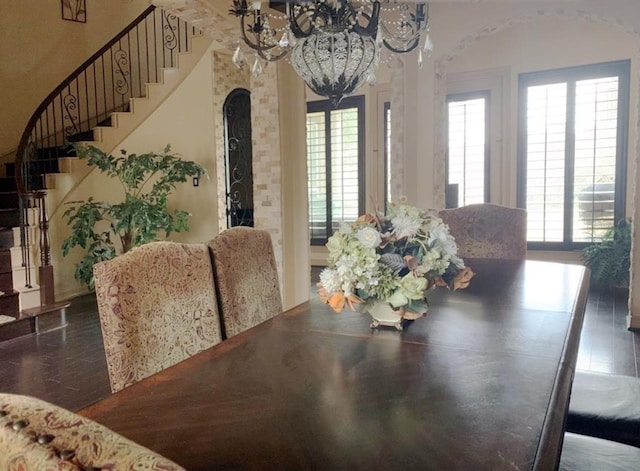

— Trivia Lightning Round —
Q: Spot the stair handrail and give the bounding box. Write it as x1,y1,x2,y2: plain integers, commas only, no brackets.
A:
15,4,197,194
14,4,197,303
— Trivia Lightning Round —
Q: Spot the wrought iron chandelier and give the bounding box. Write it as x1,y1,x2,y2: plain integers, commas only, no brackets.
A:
230,1,432,104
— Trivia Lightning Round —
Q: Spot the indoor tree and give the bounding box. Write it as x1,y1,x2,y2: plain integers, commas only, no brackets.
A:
62,144,205,290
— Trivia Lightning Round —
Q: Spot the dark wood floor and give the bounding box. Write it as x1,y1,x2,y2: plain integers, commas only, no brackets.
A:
0,286,638,412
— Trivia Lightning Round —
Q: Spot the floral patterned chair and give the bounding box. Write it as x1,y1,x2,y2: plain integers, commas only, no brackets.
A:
0,393,184,470
207,227,283,339
93,241,223,393
438,203,527,260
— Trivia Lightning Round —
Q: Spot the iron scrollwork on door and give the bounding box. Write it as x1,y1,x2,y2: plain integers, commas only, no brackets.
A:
223,88,254,228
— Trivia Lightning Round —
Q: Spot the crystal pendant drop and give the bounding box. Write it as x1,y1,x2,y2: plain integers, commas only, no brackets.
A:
232,44,246,69
278,30,290,49
366,71,377,86
278,33,289,49
423,31,434,57
252,55,264,77
418,49,424,69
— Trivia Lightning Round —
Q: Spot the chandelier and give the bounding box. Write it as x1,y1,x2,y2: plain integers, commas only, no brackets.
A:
229,1,432,105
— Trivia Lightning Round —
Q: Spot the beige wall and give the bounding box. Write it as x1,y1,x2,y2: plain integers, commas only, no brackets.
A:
435,17,637,213
8,0,640,323
0,0,149,159
401,1,640,325
51,42,219,300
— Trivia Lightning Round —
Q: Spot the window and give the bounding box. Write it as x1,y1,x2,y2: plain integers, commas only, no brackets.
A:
518,60,629,249
307,96,365,245
446,92,489,208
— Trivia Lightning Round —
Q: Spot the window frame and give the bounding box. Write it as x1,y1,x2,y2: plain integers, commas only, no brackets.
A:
517,59,630,250
445,90,491,208
383,100,391,213
307,95,366,246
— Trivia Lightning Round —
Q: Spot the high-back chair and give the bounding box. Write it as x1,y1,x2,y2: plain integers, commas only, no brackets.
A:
438,203,527,260
93,241,223,393
0,393,184,470
208,226,283,339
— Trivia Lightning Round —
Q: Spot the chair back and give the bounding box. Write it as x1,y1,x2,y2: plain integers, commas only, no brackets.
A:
93,241,223,393
0,393,184,470
439,204,527,260
208,226,283,339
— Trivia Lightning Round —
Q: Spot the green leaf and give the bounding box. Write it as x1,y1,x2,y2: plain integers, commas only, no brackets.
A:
62,144,202,290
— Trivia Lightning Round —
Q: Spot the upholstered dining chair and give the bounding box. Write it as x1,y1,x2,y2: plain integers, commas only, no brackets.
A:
560,432,640,470
207,226,283,339
438,203,527,260
0,393,185,470
93,241,223,393
566,371,640,448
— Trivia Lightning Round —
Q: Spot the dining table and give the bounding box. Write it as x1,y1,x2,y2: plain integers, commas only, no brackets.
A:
79,258,590,470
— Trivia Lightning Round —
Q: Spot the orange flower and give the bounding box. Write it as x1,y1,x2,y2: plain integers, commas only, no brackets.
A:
316,282,330,304
325,291,364,312
452,266,475,291
357,213,377,224
404,255,418,272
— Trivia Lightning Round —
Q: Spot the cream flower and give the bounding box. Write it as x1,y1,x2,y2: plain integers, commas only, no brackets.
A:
388,273,428,308
356,226,382,249
320,201,472,313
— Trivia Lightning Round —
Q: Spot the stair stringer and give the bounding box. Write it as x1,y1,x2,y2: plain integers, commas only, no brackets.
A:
28,32,214,301
44,31,214,216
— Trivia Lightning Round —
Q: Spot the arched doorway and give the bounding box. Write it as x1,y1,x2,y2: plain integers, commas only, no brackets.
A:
223,88,253,228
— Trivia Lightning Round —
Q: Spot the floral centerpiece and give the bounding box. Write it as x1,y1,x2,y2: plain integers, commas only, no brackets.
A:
317,200,474,326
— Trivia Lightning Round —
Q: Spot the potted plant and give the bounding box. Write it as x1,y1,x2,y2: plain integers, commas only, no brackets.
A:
62,144,205,290
582,218,632,290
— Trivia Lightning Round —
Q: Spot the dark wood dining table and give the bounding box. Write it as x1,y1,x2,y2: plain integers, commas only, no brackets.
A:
79,259,589,471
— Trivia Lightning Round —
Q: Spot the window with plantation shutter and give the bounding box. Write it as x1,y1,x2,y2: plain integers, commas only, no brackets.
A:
307,96,364,245
518,60,629,249
446,92,489,207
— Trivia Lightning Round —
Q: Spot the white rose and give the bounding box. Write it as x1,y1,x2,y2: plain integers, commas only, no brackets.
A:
356,226,382,249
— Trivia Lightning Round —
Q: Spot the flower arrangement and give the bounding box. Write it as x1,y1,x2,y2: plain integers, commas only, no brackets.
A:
317,200,474,319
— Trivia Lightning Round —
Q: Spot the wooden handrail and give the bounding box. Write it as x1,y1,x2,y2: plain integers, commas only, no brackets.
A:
13,4,197,304
15,5,156,195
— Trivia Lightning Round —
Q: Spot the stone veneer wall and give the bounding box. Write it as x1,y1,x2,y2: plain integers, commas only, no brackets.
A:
212,52,250,231
249,63,284,285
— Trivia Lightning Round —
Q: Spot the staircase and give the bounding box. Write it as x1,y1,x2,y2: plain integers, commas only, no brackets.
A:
0,176,68,341
0,5,210,341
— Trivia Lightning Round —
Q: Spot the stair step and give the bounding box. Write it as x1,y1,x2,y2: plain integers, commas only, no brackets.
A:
0,230,14,250
22,301,71,334
15,285,40,311
4,163,15,178
0,290,20,317
0,273,12,293
0,209,20,228
35,145,75,160
0,314,16,325
0,177,16,192
0,315,34,341
12,266,37,289
0,301,71,341
0,192,18,210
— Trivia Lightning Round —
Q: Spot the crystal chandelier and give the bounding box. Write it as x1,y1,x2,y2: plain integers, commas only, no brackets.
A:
230,1,432,105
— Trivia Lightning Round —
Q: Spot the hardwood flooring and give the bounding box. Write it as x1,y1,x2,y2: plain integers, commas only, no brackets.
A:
0,285,637,412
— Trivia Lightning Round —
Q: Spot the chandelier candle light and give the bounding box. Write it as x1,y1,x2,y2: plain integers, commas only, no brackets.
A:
317,201,474,331
230,0,433,104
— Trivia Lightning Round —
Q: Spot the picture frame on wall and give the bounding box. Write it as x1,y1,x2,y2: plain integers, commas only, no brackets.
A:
62,0,86,23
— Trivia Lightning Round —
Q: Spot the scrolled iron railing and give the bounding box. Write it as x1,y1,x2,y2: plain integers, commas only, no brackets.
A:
14,5,197,303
